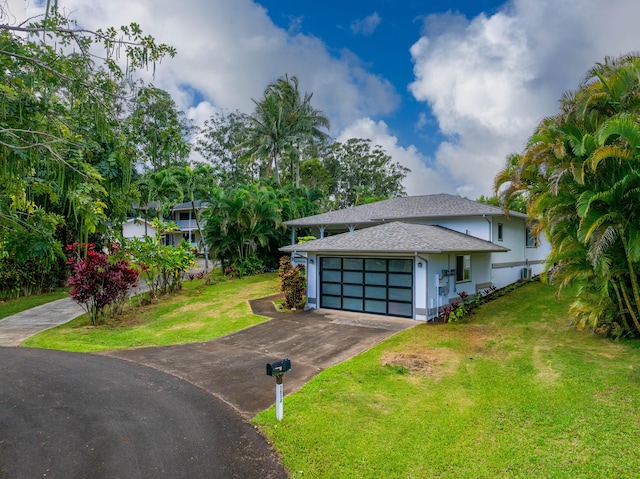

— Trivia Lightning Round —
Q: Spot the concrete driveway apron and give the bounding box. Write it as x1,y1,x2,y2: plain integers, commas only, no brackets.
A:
103,295,418,419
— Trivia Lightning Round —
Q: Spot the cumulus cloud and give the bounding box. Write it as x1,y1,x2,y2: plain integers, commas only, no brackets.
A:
350,12,381,36
29,0,399,135
409,0,640,198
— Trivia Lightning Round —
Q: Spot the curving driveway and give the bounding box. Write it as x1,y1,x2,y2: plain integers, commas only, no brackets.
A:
0,347,287,479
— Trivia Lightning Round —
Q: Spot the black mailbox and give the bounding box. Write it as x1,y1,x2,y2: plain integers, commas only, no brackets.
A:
266,358,291,377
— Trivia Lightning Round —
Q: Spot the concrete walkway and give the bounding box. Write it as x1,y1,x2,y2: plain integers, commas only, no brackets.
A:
0,297,83,346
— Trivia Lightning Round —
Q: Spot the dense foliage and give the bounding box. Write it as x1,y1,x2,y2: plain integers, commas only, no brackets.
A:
0,4,174,295
202,181,321,273
0,5,411,293
124,235,195,298
495,54,640,338
277,256,306,310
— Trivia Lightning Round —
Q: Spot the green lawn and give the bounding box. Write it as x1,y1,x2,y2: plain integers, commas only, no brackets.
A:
0,290,69,320
254,281,640,478
23,273,280,352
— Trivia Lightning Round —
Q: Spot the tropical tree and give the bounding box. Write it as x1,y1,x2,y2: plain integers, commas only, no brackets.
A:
135,167,185,221
320,138,410,209
124,86,192,172
242,75,330,184
182,164,219,274
202,180,322,274
495,54,640,337
195,110,255,187
0,3,175,294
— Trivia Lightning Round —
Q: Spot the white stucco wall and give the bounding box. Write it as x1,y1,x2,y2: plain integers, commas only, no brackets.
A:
122,220,157,239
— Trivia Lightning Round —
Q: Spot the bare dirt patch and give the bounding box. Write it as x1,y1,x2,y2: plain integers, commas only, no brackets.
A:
381,348,459,381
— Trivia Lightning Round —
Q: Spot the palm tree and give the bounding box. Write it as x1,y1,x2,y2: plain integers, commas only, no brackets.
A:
242,75,330,185
495,54,640,336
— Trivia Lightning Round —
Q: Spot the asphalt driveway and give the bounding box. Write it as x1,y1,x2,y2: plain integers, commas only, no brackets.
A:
104,295,418,419
0,347,287,479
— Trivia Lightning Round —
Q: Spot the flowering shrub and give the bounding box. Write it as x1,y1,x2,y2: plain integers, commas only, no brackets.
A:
67,244,139,325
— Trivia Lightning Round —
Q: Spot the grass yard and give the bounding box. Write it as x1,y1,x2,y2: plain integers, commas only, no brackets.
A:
254,281,640,478
0,290,69,320
23,273,280,352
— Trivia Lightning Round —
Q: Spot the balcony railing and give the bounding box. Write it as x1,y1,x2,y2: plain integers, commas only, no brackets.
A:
175,219,200,230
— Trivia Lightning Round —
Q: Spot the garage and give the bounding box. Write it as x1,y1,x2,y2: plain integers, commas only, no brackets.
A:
319,257,413,318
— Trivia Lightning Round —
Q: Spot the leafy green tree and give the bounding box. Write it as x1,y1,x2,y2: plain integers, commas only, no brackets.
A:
495,54,640,337
135,167,185,220
195,110,254,187
124,86,192,172
124,234,195,298
0,4,175,293
202,180,322,273
320,138,409,209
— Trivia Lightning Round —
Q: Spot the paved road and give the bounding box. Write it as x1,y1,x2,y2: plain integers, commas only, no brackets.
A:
0,347,287,479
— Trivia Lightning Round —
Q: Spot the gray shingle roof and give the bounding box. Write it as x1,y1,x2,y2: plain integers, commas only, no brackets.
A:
279,222,510,254
172,200,207,211
285,193,524,227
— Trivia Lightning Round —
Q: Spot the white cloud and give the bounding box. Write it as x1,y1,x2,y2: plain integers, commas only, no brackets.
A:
337,118,449,196
350,12,381,36
409,0,640,198
30,0,399,136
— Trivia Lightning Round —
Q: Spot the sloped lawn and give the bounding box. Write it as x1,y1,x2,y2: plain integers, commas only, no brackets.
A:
23,273,279,352
254,281,640,478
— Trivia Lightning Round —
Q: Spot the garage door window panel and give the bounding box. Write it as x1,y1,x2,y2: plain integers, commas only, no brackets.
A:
343,297,363,311
388,287,412,302
365,285,387,299
343,284,363,297
365,299,387,314
389,273,412,287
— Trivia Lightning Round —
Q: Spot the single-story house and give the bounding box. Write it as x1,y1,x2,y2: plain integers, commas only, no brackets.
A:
280,194,550,321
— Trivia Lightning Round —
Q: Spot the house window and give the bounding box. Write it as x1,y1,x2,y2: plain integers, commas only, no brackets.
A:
526,227,538,248
179,212,190,221
456,255,471,283
497,223,503,241
182,232,196,243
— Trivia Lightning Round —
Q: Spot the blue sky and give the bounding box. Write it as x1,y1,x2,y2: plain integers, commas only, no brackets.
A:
21,0,640,198
255,0,506,162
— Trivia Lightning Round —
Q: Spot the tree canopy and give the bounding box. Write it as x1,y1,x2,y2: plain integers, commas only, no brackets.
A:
495,54,640,338
0,3,175,294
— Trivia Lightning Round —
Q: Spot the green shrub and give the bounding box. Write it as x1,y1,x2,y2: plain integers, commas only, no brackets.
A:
277,256,306,310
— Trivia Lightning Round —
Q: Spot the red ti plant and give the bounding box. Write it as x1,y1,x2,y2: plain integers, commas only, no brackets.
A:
67,244,139,325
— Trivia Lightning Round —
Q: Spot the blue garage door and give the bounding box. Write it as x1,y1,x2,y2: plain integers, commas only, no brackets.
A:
319,257,413,318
